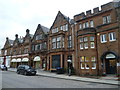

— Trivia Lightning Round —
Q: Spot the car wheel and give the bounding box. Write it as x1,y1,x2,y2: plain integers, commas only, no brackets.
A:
17,71,20,74
24,71,27,76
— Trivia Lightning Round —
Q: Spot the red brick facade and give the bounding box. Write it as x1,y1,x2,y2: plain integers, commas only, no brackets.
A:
1,1,120,76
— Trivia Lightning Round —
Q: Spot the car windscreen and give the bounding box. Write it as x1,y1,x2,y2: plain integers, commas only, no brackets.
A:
25,66,32,69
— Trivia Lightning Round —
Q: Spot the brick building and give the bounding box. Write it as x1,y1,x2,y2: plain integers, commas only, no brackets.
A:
30,24,49,69
47,11,76,73
1,37,13,67
1,1,120,76
74,1,120,76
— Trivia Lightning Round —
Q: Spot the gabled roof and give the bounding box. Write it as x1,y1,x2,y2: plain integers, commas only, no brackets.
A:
36,24,49,34
18,38,24,43
50,11,74,30
8,39,14,46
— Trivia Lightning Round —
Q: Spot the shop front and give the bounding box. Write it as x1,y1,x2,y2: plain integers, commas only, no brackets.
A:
33,56,40,69
22,58,29,65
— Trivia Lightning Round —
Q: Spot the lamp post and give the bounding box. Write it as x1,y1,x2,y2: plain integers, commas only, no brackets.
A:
67,58,72,76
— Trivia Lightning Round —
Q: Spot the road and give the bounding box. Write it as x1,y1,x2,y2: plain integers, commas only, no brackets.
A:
1,71,119,88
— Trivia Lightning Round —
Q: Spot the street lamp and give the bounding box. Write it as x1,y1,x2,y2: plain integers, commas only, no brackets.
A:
67,58,72,76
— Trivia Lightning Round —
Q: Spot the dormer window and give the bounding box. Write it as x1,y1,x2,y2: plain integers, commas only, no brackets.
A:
36,34,43,40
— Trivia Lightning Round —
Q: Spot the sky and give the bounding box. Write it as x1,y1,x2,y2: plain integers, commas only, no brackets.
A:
0,0,114,49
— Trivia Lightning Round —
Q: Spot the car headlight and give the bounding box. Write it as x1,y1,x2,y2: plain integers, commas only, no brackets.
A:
27,69,31,71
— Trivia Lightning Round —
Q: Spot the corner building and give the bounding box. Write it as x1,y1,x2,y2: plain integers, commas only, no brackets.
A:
74,2,120,76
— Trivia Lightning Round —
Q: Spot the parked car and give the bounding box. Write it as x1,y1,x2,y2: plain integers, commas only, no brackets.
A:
16,65,36,76
0,64,8,71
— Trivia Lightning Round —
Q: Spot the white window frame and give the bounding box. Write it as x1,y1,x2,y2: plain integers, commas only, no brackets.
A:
79,24,82,29
100,34,107,43
80,37,83,42
84,43,88,49
83,23,86,28
80,43,84,49
84,37,88,42
109,32,116,41
86,22,89,28
103,15,111,24
90,42,95,48
90,20,94,27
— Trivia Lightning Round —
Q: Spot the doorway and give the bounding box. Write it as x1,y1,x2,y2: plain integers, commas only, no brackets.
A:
105,59,117,74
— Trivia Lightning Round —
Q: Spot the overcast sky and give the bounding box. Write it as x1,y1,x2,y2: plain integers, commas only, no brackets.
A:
0,0,113,48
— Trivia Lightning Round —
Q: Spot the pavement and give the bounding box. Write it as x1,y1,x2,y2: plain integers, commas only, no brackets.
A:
7,68,120,86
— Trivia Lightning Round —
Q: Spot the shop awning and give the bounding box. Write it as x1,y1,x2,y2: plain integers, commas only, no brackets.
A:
16,58,21,62
34,56,40,61
11,59,17,62
22,58,29,62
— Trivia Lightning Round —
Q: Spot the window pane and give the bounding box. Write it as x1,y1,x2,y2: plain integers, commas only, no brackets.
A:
103,16,106,24
109,32,116,41
83,23,85,28
85,62,90,69
81,62,85,69
84,37,88,42
107,15,111,23
92,62,96,69
90,36,94,41
66,24,68,31
80,43,83,49
90,42,95,48
100,34,107,43
86,22,89,27
79,24,82,29
84,43,88,49
90,20,94,27
80,37,83,42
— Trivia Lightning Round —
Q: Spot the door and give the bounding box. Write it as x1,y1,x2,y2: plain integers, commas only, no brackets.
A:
52,55,60,69
106,59,117,74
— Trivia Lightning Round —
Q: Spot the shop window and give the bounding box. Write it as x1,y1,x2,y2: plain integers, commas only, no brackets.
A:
85,57,90,69
91,57,96,69
80,56,85,69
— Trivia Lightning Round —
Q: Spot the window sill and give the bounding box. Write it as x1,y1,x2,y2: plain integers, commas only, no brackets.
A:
101,41,107,43
109,40,116,42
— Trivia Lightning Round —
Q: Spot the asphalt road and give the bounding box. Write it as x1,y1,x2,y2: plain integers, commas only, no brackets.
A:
1,71,119,88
